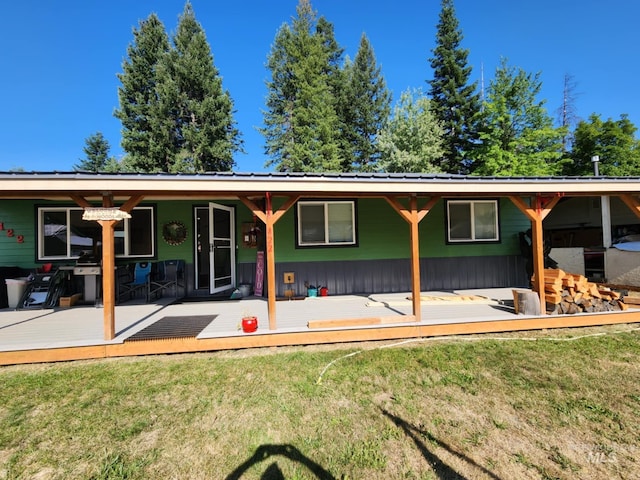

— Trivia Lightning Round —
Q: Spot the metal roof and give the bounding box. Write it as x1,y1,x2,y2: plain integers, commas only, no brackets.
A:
1,171,640,197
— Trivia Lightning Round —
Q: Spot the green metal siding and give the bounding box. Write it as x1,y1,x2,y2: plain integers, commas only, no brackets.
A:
271,198,530,262
0,200,37,268
0,198,531,270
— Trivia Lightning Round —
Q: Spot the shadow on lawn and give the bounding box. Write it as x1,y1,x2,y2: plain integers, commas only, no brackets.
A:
225,444,336,479
381,408,503,480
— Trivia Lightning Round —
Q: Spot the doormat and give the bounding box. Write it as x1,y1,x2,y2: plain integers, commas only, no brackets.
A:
125,315,217,341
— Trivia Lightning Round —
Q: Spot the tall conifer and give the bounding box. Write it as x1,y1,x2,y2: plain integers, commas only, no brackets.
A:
115,3,241,173
165,2,242,172
115,14,171,172
343,34,391,172
428,0,480,173
261,0,343,172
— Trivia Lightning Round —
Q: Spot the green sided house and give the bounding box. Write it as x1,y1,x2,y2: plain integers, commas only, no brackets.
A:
1,171,640,363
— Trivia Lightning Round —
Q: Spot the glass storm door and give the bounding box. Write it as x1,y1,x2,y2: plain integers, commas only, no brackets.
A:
208,203,236,294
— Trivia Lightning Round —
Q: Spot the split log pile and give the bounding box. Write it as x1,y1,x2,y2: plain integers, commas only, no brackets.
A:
532,268,628,314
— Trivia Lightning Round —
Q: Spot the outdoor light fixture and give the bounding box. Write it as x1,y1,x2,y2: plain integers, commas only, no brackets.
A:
591,155,600,176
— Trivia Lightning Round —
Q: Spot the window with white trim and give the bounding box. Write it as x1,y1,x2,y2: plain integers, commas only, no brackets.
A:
37,206,155,260
446,200,499,243
297,200,356,246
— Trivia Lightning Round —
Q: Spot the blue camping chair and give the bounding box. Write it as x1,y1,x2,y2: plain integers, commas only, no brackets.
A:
148,259,185,301
117,262,152,302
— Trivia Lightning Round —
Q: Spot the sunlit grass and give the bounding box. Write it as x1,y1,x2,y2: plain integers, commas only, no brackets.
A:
1,324,639,479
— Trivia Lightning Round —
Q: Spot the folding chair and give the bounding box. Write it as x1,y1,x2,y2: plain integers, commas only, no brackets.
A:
117,262,152,302
148,259,185,301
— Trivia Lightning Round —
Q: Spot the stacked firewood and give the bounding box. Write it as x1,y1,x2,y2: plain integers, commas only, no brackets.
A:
532,268,628,314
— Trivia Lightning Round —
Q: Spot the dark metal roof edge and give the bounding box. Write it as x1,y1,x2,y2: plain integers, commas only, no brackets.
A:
2,171,640,182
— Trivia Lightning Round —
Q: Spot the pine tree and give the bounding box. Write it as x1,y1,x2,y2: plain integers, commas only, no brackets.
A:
164,2,242,172
428,0,480,173
342,34,391,172
261,0,343,172
377,89,444,173
470,58,566,176
75,132,111,172
115,3,241,173
114,14,171,172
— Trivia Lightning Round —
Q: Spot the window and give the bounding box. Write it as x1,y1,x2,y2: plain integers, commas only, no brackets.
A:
37,206,155,260
297,200,356,246
446,200,499,243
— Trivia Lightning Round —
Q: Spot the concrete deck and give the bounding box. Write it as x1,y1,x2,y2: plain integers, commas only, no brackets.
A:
2,288,639,365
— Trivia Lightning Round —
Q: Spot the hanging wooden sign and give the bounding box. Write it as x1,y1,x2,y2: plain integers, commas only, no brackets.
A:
254,251,265,297
82,208,131,221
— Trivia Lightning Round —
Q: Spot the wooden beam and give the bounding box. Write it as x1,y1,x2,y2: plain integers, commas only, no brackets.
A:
308,315,415,329
102,194,114,208
238,195,300,225
385,196,412,223
384,195,439,224
619,194,640,219
238,196,267,223
98,220,117,340
509,194,562,221
119,194,145,213
271,195,300,223
417,196,441,222
70,194,91,209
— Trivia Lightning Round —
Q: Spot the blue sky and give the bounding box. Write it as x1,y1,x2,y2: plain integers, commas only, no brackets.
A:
1,0,638,172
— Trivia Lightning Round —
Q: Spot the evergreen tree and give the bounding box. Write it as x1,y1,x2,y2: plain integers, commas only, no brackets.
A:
428,0,480,174
75,132,111,172
164,2,242,172
114,14,171,172
261,0,343,172
568,114,640,176
115,3,241,173
470,58,566,176
377,89,444,173
342,33,391,172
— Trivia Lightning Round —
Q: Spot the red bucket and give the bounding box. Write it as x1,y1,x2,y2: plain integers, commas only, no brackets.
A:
241,316,258,333
319,287,328,296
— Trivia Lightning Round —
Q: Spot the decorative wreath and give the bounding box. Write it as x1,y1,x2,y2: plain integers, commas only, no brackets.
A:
162,221,187,246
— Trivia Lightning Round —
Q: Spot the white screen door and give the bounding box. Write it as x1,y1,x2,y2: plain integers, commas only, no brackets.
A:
208,202,236,294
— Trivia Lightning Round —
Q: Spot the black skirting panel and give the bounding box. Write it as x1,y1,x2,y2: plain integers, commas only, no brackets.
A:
237,256,529,297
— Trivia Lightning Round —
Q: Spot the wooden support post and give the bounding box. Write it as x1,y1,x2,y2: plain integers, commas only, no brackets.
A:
99,219,116,340
409,196,421,321
239,194,299,331
384,195,439,322
509,194,562,314
530,217,545,311
265,193,277,330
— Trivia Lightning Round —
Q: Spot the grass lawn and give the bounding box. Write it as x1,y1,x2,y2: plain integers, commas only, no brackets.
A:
1,324,639,479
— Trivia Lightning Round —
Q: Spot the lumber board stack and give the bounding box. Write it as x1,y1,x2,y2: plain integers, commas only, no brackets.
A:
532,268,628,314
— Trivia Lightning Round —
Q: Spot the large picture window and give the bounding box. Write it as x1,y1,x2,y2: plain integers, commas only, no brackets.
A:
446,200,499,243
37,206,155,260
297,200,356,247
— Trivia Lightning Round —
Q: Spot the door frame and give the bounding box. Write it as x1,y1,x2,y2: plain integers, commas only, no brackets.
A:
208,202,236,294
193,203,236,293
